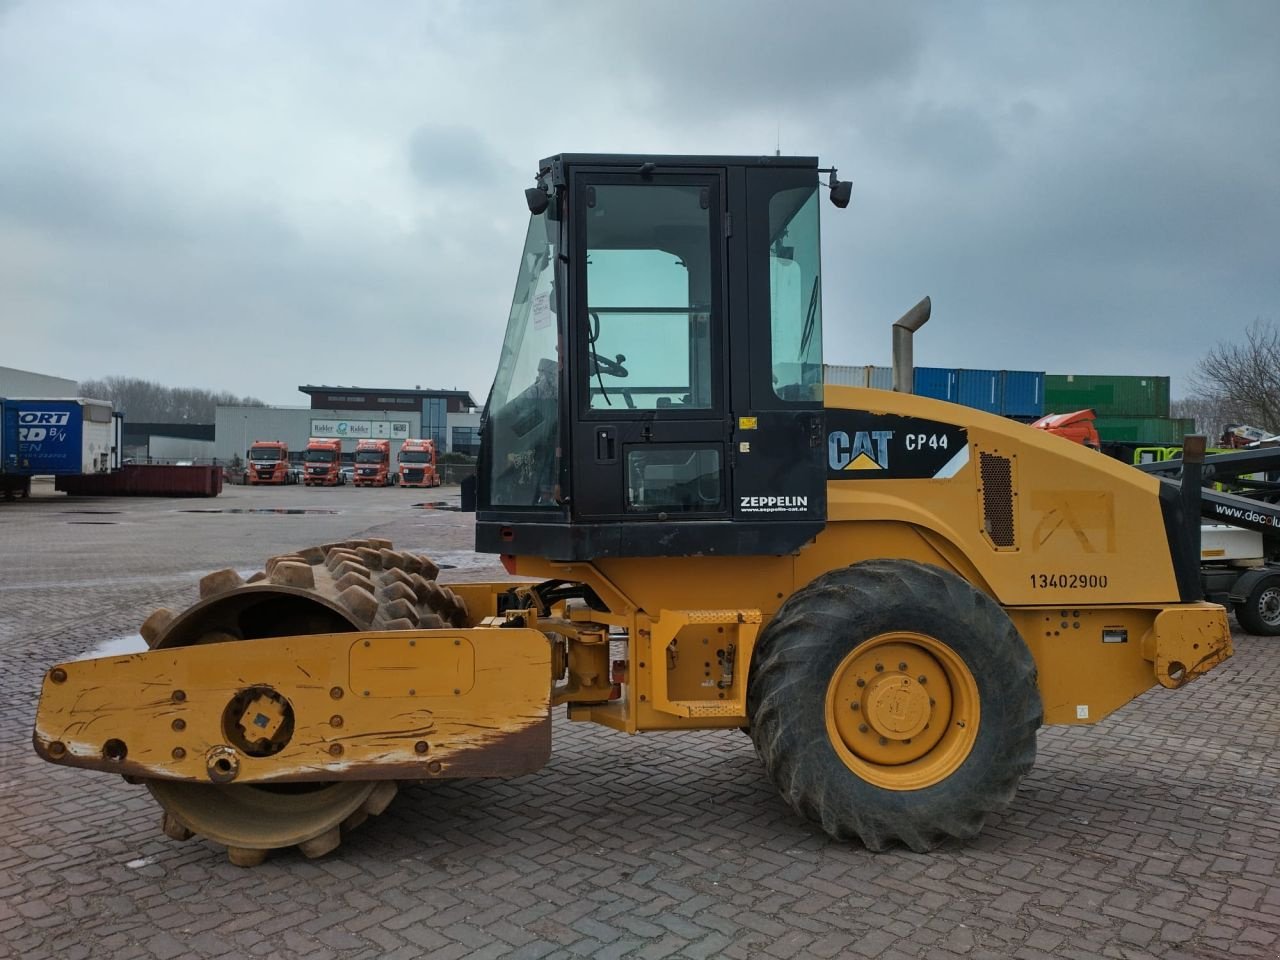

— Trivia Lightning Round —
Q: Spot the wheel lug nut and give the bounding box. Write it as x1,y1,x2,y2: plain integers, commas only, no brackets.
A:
874,663,884,672
898,662,907,671
858,723,868,733
918,675,927,684
856,678,866,688
878,737,888,746
850,702,860,711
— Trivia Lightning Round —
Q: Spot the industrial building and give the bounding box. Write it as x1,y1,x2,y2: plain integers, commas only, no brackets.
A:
212,385,481,463
0,365,78,399
121,422,216,462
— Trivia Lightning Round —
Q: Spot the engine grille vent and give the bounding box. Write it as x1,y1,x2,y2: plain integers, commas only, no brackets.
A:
979,452,1016,549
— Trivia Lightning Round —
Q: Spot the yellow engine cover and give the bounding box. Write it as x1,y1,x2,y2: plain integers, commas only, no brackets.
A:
816,385,1183,605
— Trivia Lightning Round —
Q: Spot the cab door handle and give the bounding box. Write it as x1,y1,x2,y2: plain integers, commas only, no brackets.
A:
595,427,617,463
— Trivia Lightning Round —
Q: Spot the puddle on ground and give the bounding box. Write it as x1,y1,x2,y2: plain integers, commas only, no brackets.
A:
76,634,147,660
67,520,118,525
400,549,506,572
61,510,122,515
412,501,459,511
179,508,339,515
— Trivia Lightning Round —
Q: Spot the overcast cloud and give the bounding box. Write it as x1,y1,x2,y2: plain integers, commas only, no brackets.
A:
1,1,1277,405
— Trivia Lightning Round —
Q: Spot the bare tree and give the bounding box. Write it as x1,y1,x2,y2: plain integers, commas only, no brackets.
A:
1170,396,1232,443
1188,319,1280,435
78,377,265,423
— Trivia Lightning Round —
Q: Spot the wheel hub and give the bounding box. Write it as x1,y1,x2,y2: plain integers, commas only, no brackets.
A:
826,633,980,789
864,673,930,739
1260,588,1280,626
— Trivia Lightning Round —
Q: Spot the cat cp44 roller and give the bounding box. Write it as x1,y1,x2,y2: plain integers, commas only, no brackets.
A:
34,154,1231,864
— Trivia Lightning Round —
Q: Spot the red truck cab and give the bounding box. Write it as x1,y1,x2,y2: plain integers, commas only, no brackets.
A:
397,438,440,487
247,441,290,484
354,439,393,487
303,437,344,486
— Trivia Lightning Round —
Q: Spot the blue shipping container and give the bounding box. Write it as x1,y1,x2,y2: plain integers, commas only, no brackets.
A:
913,367,956,401
1000,370,1045,418
1,399,84,474
957,369,1002,413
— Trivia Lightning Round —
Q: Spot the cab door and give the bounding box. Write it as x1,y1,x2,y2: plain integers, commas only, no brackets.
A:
569,171,729,521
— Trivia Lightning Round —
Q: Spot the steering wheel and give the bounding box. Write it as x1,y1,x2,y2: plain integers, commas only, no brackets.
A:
587,308,629,385
591,351,629,378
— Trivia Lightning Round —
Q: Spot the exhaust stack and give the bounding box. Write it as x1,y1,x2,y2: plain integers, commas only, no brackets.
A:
892,297,931,393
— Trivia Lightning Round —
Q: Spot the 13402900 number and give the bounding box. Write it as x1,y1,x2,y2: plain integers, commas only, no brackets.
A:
1029,573,1109,590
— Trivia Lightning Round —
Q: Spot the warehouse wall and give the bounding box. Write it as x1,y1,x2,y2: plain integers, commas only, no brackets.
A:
213,406,423,461
146,436,217,460
0,366,78,399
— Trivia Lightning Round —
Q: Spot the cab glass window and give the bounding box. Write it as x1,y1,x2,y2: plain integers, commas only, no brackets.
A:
585,184,714,411
769,187,823,402
487,209,561,507
626,447,721,512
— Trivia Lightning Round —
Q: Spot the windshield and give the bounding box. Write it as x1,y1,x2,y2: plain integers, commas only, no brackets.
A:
249,447,282,461
356,450,384,463
399,451,429,463
486,207,560,507
304,449,336,463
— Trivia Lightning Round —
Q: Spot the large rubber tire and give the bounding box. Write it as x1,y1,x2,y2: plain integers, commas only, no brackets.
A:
746,559,1042,852
1235,573,1280,636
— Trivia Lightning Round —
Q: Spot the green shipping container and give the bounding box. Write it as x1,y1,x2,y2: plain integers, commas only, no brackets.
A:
1044,374,1171,417
1093,416,1196,444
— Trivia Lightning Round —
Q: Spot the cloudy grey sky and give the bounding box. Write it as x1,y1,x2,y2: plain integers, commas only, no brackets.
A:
2,1,1277,406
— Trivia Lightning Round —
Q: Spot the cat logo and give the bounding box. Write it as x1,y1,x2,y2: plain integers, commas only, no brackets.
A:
828,430,893,471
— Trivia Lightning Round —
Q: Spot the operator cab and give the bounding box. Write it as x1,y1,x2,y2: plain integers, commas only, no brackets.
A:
476,153,850,561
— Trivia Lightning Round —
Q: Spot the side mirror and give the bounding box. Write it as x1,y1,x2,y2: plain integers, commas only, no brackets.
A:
525,187,549,215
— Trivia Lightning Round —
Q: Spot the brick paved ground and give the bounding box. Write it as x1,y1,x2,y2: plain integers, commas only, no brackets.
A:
2,481,1278,959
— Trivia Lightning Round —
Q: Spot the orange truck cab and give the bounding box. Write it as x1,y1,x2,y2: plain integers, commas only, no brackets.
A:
246,441,290,484
303,437,344,486
354,439,393,487
397,438,441,487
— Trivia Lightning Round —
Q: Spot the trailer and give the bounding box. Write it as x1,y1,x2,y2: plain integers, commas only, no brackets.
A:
0,397,121,499
1141,446,1280,634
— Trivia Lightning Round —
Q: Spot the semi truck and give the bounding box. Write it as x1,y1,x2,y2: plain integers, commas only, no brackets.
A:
302,437,344,486
246,440,291,485
1,397,120,499
397,438,440,487
353,438,393,487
